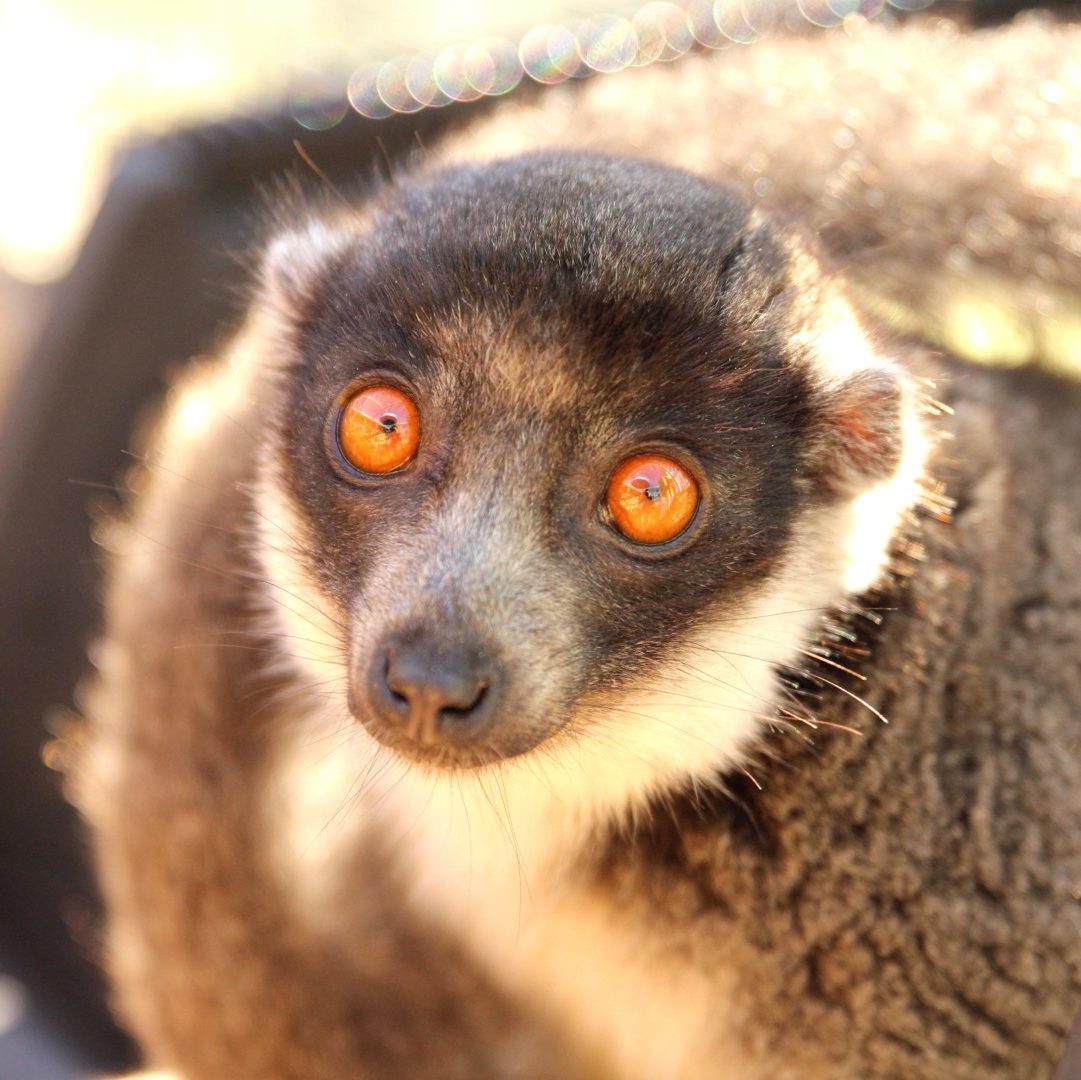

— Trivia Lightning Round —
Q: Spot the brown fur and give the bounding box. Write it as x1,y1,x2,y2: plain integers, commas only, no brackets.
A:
596,357,1081,1077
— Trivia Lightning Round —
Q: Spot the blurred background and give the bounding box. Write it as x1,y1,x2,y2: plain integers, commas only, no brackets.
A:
0,0,1076,1077
0,0,607,399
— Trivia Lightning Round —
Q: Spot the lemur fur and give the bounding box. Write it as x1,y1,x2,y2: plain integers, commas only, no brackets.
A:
77,16,1081,1080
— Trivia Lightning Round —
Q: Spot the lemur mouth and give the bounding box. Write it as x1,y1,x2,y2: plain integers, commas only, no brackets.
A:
352,695,549,770
354,722,514,771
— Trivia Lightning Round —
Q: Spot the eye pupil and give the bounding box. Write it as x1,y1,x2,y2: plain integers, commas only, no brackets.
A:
380,415,397,433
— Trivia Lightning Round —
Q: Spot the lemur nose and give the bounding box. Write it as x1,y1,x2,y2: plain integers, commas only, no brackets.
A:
369,634,496,746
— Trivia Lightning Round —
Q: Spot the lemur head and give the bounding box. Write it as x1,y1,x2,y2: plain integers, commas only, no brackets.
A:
252,151,925,818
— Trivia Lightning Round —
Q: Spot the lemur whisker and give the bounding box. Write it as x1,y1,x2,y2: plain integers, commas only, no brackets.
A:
798,672,889,725
115,523,350,636
123,449,300,544
695,629,869,681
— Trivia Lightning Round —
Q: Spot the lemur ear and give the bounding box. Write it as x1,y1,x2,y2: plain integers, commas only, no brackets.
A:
811,368,905,497
259,223,348,309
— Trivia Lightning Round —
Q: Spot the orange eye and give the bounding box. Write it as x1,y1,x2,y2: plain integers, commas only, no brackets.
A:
606,454,699,545
337,385,420,474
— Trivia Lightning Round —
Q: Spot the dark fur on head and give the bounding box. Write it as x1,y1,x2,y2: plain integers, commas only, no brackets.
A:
258,152,906,767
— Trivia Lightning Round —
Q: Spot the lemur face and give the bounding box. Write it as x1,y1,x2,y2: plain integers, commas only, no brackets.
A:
256,152,914,783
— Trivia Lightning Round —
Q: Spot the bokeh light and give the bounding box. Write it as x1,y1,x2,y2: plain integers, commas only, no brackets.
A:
0,0,1059,295
431,48,484,102
631,3,695,64
520,25,578,84
463,38,523,96
342,0,894,119
579,16,638,73
289,73,350,131
348,65,395,119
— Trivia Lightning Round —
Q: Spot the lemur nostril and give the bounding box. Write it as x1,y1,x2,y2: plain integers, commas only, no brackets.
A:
381,655,409,709
441,682,489,724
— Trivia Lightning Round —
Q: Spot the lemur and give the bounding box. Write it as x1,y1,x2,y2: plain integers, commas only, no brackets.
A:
75,16,1081,1080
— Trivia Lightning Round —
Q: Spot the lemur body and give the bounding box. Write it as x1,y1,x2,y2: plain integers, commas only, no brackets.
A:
78,17,1081,1080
